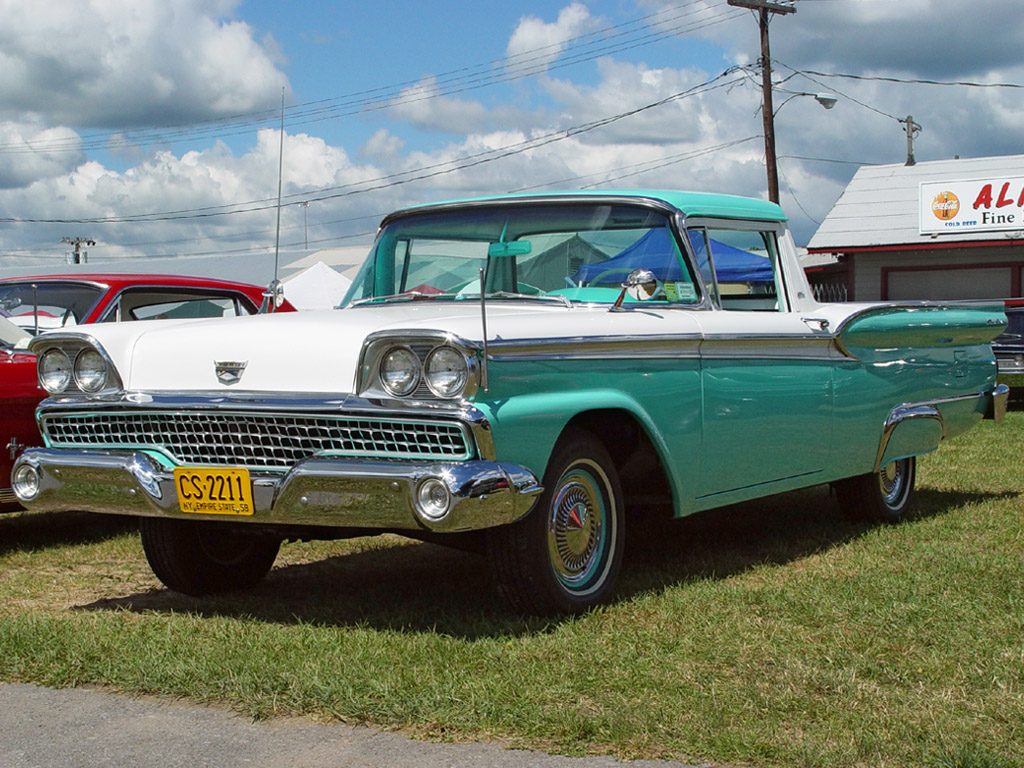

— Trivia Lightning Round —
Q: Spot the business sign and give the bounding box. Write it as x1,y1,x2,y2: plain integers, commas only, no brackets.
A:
919,177,1024,235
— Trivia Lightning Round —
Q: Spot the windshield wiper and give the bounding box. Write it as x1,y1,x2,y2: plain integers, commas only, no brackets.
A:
484,291,572,308
350,291,451,306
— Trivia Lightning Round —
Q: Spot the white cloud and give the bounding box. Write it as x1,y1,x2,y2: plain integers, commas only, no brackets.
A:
506,3,597,71
0,0,287,127
4,0,1024,265
0,121,84,189
387,77,493,134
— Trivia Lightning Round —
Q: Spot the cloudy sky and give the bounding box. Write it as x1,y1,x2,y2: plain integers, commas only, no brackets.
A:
1,0,1021,273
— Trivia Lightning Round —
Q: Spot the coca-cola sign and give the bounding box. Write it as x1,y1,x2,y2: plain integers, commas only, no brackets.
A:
919,177,1024,235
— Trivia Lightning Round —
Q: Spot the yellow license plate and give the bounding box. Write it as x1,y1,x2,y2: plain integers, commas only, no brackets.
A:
173,467,255,516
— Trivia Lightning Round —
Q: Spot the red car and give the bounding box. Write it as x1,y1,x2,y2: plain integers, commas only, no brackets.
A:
1,273,294,510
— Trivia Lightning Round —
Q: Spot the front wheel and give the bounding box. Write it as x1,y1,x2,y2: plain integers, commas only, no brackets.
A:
834,456,917,523
140,518,281,596
487,429,624,614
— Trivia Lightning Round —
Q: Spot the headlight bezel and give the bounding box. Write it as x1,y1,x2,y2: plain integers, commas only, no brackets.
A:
359,332,479,404
31,335,123,397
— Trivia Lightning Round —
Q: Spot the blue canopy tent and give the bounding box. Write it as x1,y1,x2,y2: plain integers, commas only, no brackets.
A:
571,227,773,284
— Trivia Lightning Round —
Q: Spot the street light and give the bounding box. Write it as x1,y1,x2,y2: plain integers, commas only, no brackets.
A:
773,91,837,115
763,89,838,203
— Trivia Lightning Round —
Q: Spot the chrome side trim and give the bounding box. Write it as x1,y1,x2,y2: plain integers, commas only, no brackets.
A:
13,449,542,534
700,335,836,361
874,403,943,474
488,334,701,361
486,333,837,362
874,387,1003,472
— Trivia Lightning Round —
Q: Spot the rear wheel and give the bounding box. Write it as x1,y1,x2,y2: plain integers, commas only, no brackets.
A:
834,456,916,523
488,429,624,614
140,518,280,596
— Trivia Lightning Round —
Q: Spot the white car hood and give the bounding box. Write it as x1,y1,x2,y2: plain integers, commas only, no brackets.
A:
87,302,682,394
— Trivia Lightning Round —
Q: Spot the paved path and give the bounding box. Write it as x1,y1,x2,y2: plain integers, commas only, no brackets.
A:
0,683,705,768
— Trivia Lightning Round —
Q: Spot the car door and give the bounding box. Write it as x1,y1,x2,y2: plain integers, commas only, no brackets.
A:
687,221,834,501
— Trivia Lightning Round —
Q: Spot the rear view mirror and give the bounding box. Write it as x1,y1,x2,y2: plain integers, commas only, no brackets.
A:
487,240,532,258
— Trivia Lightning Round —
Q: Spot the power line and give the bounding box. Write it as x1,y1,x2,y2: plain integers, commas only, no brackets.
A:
0,2,744,155
3,123,758,261
0,70,745,226
793,68,1024,90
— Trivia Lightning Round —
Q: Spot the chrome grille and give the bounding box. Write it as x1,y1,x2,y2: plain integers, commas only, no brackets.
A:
42,410,474,469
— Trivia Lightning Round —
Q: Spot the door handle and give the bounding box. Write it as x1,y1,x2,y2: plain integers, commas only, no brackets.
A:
801,317,830,331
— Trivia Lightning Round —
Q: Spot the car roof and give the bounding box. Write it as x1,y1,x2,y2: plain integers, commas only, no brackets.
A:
0,273,266,291
390,189,787,224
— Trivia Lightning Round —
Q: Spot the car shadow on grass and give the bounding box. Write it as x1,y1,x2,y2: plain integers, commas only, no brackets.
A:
78,484,1009,638
0,510,136,556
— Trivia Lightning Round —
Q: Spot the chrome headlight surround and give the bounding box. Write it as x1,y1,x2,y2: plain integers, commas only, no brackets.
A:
31,334,124,398
39,348,73,394
358,331,480,403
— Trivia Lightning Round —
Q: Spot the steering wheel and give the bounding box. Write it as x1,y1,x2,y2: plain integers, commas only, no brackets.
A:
586,267,638,287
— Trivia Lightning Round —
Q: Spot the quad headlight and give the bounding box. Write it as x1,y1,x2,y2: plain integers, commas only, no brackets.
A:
74,348,108,393
35,341,120,396
379,346,421,397
373,341,474,400
39,348,72,394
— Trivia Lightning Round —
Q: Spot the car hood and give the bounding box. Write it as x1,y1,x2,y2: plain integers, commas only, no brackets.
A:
82,302,673,393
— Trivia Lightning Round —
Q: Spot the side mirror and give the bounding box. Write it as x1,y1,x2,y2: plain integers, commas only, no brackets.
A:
259,279,285,313
611,268,658,310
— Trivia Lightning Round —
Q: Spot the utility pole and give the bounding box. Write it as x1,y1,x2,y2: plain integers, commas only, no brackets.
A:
61,236,96,264
900,115,921,166
727,0,795,203
300,201,309,250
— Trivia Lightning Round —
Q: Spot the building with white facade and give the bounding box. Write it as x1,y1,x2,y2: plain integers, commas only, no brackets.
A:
808,154,1024,301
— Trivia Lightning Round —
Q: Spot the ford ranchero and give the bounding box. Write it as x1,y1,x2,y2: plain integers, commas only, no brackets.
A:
12,191,1008,613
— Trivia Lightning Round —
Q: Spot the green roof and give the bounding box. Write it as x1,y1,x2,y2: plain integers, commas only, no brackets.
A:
395,189,786,223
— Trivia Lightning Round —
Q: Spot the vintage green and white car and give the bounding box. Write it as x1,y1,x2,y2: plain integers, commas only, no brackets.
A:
12,191,1008,613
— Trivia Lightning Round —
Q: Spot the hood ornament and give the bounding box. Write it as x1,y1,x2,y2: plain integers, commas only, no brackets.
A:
215,360,247,385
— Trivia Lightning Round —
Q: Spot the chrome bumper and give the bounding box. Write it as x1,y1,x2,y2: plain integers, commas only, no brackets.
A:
996,358,1024,389
11,449,543,533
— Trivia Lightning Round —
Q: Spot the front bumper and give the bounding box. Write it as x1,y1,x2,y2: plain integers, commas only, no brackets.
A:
11,449,542,533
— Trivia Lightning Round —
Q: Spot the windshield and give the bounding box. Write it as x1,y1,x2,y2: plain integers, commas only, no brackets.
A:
0,315,31,349
0,281,104,335
342,203,701,306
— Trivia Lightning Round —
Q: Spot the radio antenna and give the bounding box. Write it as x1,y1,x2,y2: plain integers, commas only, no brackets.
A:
261,88,286,313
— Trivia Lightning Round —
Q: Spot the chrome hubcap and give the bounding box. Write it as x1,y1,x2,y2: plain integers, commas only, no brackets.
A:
547,461,611,592
879,460,906,507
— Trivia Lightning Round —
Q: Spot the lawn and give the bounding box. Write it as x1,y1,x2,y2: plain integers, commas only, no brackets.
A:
0,412,1021,768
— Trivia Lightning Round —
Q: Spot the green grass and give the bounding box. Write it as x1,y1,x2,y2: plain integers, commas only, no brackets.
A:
1,412,1022,767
